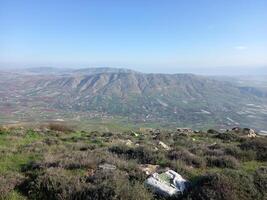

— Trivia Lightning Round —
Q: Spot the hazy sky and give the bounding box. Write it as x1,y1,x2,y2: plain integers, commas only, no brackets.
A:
0,0,267,73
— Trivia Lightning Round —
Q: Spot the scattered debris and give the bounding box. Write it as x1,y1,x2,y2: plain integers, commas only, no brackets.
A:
159,141,171,150
139,164,160,175
145,170,188,197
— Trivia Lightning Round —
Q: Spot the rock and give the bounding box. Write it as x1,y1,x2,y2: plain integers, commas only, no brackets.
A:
139,164,160,175
126,139,133,146
159,141,171,150
98,163,116,171
177,128,193,132
145,170,189,197
243,128,257,138
131,131,139,137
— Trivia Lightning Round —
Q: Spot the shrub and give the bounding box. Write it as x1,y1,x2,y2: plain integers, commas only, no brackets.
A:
24,168,116,200
206,156,240,169
47,123,74,133
25,168,82,200
109,145,160,164
113,179,153,200
215,132,238,141
222,169,262,200
204,149,224,157
22,150,103,171
183,173,237,200
184,170,264,200
0,173,24,199
239,138,267,161
169,160,195,179
0,126,5,134
168,148,206,168
253,167,267,199
207,129,220,134
224,146,256,161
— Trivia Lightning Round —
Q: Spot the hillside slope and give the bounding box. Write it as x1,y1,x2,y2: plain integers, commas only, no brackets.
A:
3,70,263,129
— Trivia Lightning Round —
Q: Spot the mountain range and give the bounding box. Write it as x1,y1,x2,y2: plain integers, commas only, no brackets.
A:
0,67,266,130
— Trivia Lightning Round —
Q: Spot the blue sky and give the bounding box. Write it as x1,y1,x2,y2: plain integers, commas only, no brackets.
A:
0,0,267,73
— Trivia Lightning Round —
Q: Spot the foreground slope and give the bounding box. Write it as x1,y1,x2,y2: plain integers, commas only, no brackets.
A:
0,125,266,200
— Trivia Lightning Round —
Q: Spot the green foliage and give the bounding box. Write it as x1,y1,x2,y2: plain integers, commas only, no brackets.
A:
0,126,266,200
215,132,238,141
253,167,267,199
168,148,206,168
23,168,153,200
206,156,240,169
239,138,267,161
109,145,163,164
224,145,256,161
183,173,237,200
0,172,24,199
222,169,264,200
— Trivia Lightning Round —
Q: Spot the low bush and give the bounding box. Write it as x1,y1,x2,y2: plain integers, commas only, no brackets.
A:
24,167,153,200
224,145,256,161
184,169,265,200
207,129,220,134
47,123,74,133
169,160,195,179
25,168,81,200
204,149,224,157
253,167,267,199
239,138,267,161
109,145,160,164
206,155,240,169
0,173,24,199
222,169,263,200
168,148,205,168
215,132,238,141
183,173,237,200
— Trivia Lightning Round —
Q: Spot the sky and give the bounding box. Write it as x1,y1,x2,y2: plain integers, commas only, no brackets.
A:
0,0,267,73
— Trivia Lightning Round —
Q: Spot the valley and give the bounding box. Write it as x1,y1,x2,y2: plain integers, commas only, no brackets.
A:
0,68,266,130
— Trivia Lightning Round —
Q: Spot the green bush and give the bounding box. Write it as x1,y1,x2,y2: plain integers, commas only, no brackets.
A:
207,129,220,134
206,156,240,169
239,138,267,161
47,123,74,133
0,173,24,199
24,167,153,200
215,132,238,141
222,169,263,200
109,145,160,164
168,148,206,168
183,173,237,200
224,146,256,161
253,167,267,199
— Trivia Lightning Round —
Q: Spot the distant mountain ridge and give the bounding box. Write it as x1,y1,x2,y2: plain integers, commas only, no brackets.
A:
21,67,138,75
0,67,267,129
73,67,139,75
